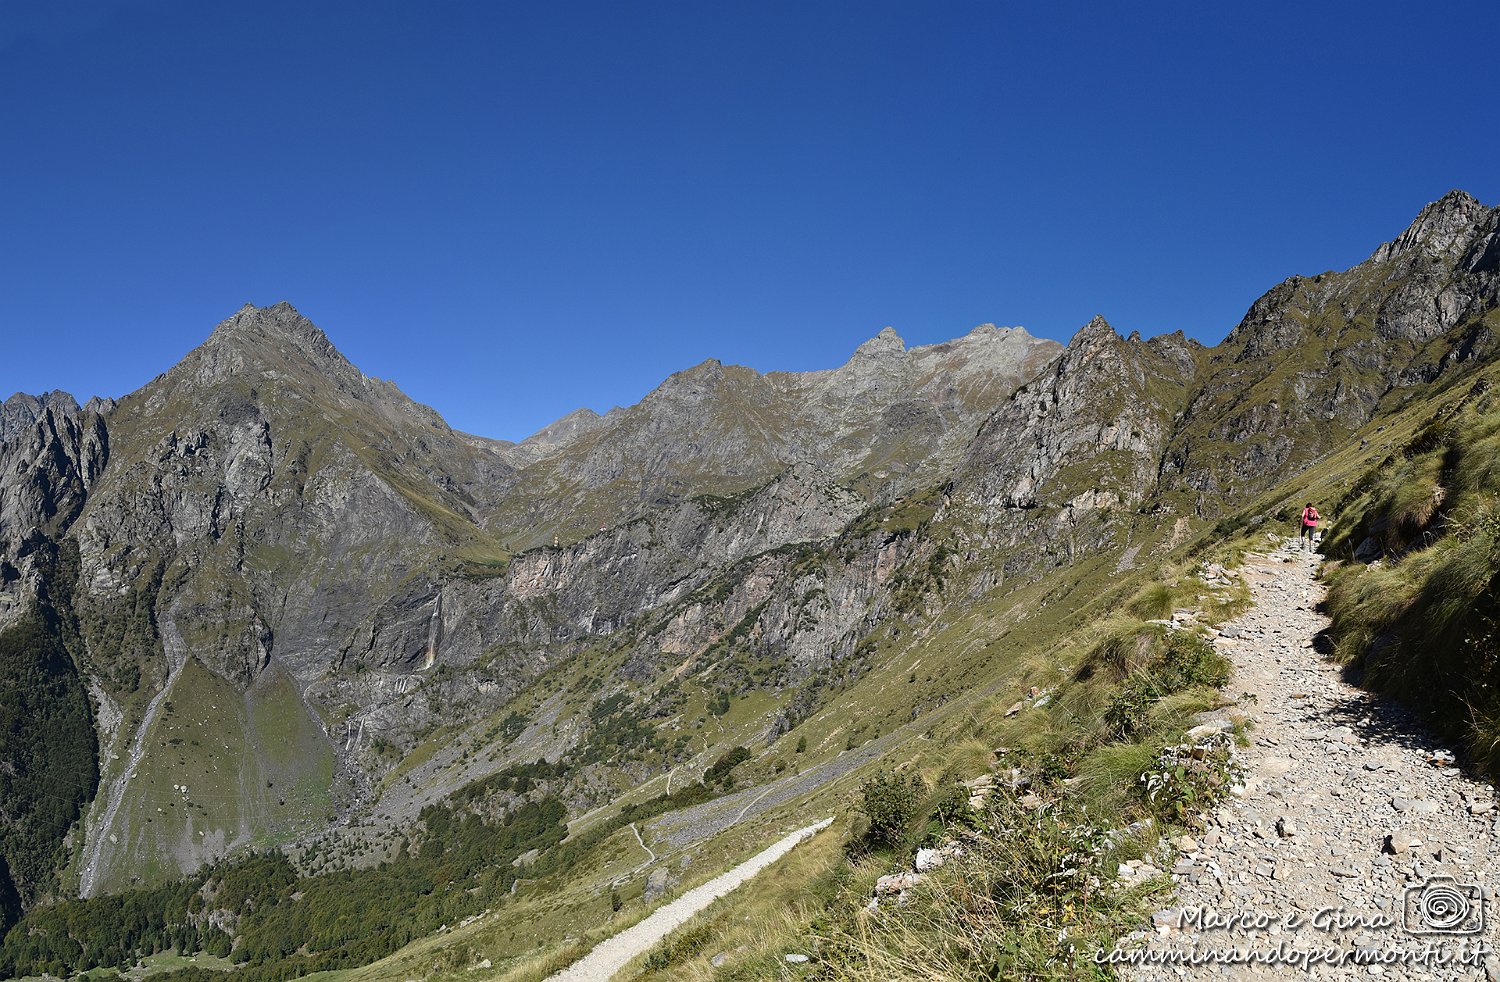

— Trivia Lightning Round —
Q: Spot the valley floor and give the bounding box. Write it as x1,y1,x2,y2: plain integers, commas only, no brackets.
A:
1121,541,1500,981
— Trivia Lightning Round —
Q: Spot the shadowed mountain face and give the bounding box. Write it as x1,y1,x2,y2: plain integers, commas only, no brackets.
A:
0,192,1497,905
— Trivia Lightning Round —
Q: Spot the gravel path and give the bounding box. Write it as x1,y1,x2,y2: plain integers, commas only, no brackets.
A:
1121,539,1500,980
627,823,656,873
547,818,834,982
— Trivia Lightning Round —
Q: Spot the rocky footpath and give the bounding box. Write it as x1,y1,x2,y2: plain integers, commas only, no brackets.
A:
1118,539,1500,980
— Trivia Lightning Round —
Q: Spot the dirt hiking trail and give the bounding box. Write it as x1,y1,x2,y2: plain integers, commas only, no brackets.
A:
1125,539,1500,980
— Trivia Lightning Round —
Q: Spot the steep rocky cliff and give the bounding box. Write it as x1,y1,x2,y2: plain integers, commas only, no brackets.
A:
947,317,1203,574
0,397,109,629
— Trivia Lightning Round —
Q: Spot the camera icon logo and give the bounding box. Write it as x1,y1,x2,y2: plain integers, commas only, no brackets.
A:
1403,876,1484,935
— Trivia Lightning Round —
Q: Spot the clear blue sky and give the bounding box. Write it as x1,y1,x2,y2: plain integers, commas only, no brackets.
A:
3,1,1496,440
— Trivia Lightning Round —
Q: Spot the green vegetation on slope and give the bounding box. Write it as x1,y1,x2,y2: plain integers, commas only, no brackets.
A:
627,552,1247,980
0,793,566,980
1321,382,1500,770
0,542,98,929
88,657,336,895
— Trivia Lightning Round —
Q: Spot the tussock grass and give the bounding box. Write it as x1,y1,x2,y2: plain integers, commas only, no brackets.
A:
1147,687,1225,733
490,938,593,982
1322,396,1500,773
1201,578,1253,624
1075,618,1168,683
1128,583,1177,621
1074,742,1158,816
812,794,1155,980
930,737,998,784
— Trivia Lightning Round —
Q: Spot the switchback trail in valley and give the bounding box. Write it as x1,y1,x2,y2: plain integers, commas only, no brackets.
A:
546,818,833,982
1123,539,1500,981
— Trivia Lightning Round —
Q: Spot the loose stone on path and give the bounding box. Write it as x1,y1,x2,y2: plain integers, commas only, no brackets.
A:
1119,539,1500,982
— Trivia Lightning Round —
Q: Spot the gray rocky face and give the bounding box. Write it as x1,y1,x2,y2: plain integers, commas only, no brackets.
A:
318,465,869,723
487,322,1061,543
504,407,608,465
947,316,1199,573
0,398,109,630
0,390,80,444
1153,192,1500,503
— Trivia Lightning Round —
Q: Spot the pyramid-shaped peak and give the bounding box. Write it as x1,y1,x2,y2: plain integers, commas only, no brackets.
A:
204,302,353,370
1071,315,1119,346
1430,188,1483,211
215,301,328,344
520,407,606,449
852,326,906,359
1405,189,1488,231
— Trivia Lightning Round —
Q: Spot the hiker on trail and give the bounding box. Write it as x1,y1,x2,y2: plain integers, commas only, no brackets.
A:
1299,503,1320,550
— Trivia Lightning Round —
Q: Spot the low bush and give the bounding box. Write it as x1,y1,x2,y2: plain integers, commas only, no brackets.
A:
852,771,926,854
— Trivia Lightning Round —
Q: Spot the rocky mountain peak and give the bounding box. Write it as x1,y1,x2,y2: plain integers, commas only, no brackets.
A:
207,302,348,366
152,302,368,400
521,407,603,446
1070,314,1120,348
850,326,906,361
1370,189,1493,265
508,407,609,463
1,391,80,444
964,323,1029,340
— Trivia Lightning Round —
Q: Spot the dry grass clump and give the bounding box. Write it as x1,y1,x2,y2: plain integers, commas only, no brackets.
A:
1324,397,1500,772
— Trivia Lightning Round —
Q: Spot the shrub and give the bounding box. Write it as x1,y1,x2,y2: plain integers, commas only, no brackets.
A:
707,691,731,717
1141,732,1244,822
703,746,750,787
855,771,925,852
1092,626,1230,739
